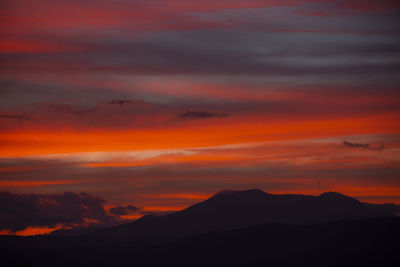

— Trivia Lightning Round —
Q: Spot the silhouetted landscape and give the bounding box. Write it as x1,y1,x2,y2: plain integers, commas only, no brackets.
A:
1,190,399,266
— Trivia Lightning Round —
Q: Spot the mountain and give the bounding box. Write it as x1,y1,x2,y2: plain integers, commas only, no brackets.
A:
89,189,395,244
2,217,399,266
1,189,399,266
149,217,400,267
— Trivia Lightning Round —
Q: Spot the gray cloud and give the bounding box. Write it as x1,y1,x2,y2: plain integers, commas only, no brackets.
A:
106,100,146,106
0,191,119,232
343,140,384,151
109,204,139,216
31,98,150,118
34,100,97,115
0,114,31,120
180,110,227,119
2,29,399,80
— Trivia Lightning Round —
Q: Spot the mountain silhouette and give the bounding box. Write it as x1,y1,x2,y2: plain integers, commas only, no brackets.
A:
149,217,400,266
89,189,394,243
1,217,399,266
1,189,399,267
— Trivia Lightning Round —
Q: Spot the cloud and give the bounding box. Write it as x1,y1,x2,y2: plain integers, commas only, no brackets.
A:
180,110,227,119
343,140,384,151
109,204,139,216
109,204,175,218
1,0,399,81
106,100,146,106
34,100,97,115
0,191,119,232
0,114,30,120
31,99,149,119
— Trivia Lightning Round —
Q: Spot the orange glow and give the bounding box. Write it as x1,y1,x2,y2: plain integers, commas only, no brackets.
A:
83,154,246,168
1,113,399,157
119,214,142,220
0,226,63,236
83,162,149,168
16,226,62,236
142,205,186,212
329,186,400,200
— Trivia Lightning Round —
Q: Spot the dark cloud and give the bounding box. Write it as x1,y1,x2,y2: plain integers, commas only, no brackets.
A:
34,101,97,115
0,114,31,120
343,140,370,149
107,100,146,106
0,191,119,232
74,108,98,115
107,100,132,106
343,140,384,151
109,204,139,216
3,28,399,80
32,99,148,117
180,110,227,119
0,157,78,172
0,0,399,81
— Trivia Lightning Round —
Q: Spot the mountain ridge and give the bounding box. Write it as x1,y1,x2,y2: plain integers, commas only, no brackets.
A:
85,189,395,244
2,217,399,267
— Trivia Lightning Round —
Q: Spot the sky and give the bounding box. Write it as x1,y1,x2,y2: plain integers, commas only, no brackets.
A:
0,0,400,235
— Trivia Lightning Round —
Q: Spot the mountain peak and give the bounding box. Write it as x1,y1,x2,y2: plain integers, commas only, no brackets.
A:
319,191,353,199
211,189,270,201
318,191,362,205
319,191,344,197
84,189,396,245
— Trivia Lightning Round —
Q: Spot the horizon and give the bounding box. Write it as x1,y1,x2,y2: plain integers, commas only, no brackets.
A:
1,0,400,238
1,188,399,236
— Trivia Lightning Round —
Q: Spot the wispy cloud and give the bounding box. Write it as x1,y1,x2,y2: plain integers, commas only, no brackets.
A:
343,140,384,151
180,110,227,119
0,114,30,120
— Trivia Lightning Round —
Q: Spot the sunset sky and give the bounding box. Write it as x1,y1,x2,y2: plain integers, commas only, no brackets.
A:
1,0,400,235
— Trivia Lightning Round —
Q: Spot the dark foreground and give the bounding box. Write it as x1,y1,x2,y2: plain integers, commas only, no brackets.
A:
1,217,399,267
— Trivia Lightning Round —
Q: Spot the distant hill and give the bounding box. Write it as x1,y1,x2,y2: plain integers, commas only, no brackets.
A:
152,217,400,266
89,189,395,243
1,190,399,266
1,217,399,266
